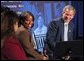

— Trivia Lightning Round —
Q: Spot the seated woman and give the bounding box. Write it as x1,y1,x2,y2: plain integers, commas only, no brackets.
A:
1,7,28,60
17,11,48,60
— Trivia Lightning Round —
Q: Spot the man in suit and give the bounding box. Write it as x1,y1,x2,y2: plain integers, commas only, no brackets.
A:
46,5,76,60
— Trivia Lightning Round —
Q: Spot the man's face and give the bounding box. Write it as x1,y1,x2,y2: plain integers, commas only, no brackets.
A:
62,8,75,23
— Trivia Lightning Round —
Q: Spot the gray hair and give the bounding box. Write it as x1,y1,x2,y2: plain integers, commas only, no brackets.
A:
63,5,76,14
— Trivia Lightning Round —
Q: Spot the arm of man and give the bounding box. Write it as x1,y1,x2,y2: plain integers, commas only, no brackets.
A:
46,21,58,51
45,21,58,60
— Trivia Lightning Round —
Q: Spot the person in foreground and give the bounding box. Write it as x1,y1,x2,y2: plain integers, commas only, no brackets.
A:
46,5,76,60
1,7,28,60
17,11,48,60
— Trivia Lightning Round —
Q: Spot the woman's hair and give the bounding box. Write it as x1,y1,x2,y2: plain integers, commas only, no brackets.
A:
1,6,10,12
19,11,34,26
1,8,19,39
1,6,10,23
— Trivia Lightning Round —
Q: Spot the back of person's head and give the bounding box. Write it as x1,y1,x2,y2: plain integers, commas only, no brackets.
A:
1,6,10,13
19,11,34,27
1,9,19,39
1,6,10,23
1,6,10,39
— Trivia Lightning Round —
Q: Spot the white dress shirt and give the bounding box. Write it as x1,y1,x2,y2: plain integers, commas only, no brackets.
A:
64,22,68,41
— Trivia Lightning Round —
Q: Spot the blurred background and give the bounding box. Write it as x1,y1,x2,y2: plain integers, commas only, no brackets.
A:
1,1,83,40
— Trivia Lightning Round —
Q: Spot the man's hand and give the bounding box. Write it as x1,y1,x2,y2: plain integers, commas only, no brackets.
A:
42,54,49,60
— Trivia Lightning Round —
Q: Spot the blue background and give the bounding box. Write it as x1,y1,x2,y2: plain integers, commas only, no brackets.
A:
1,1,83,40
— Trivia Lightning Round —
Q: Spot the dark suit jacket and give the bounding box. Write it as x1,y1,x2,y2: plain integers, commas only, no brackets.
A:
46,18,76,60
